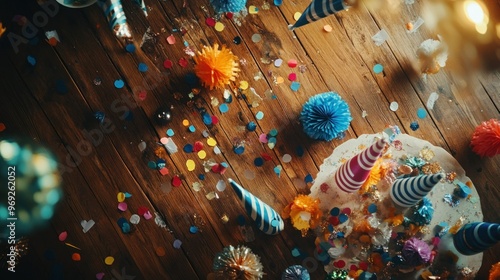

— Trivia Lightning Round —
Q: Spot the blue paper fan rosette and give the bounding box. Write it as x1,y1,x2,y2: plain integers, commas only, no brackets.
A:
300,92,352,141
210,0,247,13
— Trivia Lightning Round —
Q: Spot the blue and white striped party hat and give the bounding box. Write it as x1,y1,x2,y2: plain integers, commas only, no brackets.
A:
453,222,500,255
97,0,132,39
290,0,348,30
228,178,284,235
390,173,444,208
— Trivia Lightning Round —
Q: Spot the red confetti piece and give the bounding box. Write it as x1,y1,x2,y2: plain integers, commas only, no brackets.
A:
320,183,330,193
211,115,219,125
350,264,358,271
288,59,298,68
211,164,221,173
261,153,272,161
359,262,369,271
72,253,81,261
178,57,188,68
159,167,169,176
193,141,204,152
166,34,176,45
342,207,351,215
172,175,182,187
328,216,339,226
288,73,297,81
333,260,346,268
205,17,216,27
225,12,233,19
138,206,148,216
58,231,67,242
163,59,173,69
137,90,147,101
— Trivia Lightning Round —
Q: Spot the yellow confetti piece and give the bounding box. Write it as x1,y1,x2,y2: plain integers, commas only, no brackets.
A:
239,80,249,90
323,24,332,32
207,137,217,147
197,150,207,159
186,159,196,171
214,22,225,32
182,119,190,126
104,256,114,265
117,192,125,202
276,76,284,84
249,5,258,14
65,243,81,250
294,12,302,21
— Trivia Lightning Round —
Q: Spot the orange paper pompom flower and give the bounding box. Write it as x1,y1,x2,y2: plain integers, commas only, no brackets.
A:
193,43,239,90
282,195,322,236
489,262,500,280
470,119,500,157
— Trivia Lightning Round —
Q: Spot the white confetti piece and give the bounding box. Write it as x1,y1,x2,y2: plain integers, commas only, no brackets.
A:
81,219,95,233
372,29,389,46
426,92,439,110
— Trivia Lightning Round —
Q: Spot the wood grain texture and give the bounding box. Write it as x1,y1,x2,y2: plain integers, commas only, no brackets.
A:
0,0,499,279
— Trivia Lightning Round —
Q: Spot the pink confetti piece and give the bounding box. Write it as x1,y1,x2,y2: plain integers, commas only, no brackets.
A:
58,231,67,242
166,34,176,45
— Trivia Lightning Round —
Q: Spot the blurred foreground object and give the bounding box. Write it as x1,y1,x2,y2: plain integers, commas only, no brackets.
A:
423,0,500,72
212,245,264,279
0,138,62,237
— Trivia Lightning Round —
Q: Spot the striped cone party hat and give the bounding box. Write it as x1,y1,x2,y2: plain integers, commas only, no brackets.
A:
390,173,444,208
334,138,387,193
228,178,284,235
290,0,348,30
453,222,500,255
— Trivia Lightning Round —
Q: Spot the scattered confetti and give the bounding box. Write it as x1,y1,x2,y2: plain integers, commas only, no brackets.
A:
114,79,125,89
188,125,196,133
197,150,207,159
304,174,314,183
426,92,439,110
410,121,419,131
138,63,148,72
72,253,81,261
173,239,182,249
163,59,173,69
96,272,105,280
58,231,67,242
251,33,262,43
104,256,114,265
323,24,333,32
125,44,136,52
214,22,225,32
178,57,188,67
390,101,399,111
417,107,427,119
118,202,128,212
255,111,264,120
207,137,217,147
205,17,216,26
274,165,282,177
186,159,196,171
372,29,389,46
282,154,292,163
288,59,298,68
172,175,182,187
166,34,176,44
288,73,297,81
81,219,95,233
373,64,384,74
155,247,166,257
293,12,302,21
233,36,241,44
244,169,256,180
254,157,264,166
130,214,140,224
219,103,229,113
274,58,283,67
138,141,147,152
166,129,175,136
290,81,301,91
248,5,258,14
216,180,226,192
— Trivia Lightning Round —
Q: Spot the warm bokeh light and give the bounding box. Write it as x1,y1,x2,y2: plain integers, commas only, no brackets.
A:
464,0,486,24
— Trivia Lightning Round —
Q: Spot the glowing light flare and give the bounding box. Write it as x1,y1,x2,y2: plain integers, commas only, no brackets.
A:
463,0,489,34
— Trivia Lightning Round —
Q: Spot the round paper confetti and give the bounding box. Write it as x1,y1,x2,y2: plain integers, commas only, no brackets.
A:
288,59,298,68
178,57,188,67
259,133,268,143
417,107,427,118
330,207,340,216
251,34,262,43
189,226,198,233
117,192,125,202
130,214,140,224
255,111,264,120
274,58,283,67
72,253,81,261
216,180,226,192
324,24,333,32
239,80,249,90
207,137,217,147
234,146,245,154
166,129,175,136
219,103,229,113
125,44,136,52
269,129,278,137
244,169,256,180
186,159,196,171
368,203,377,213
246,121,257,131
114,79,125,89
290,81,301,91
173,239,182,249
197,150,207,159
118,202,128,211
276,76,284,84
293,12,302,21
205,17,216,26
163,59,173,69
138,63,148,72
254,157,264,166
288,73,297,81
182,119,190,126
233,36,241,44
155,247,166,257
214,22,225,31
183,144,193,153
282,154,292,163
390,101,399,111
188,125,196,132
104,256,114,265
373,64,384,74
58,231,67,242
147,161,157,169
249,5,258,14
172,175,182,187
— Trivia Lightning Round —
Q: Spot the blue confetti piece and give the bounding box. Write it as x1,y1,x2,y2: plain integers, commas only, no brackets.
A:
121,222,131,233
339,213,348,223
368,203,377,213
117,217,128,227
291,248,301,257
304,174,313,183
198,174,205,180
274,165,282,176
255,111,264,120
166,129,175,136
221,162,229,168
173,239,182,249
188,125,196,132
124,192,132,198
410,121,419,131
290,81,301,92
27,55,36,66
94,111,105,123
233,145,245,154
268,137,277,145
296,146,304,157
114,79,125,89
236,215,246,226
373,64,384,74
183,144,193,153
246,121,257,131
254,157,264,166
274,0,283,6
147,161,157,169
269,128,278,137
189,226,198,234
125,44,136,53
55,79,68,94
202,112,212,125
219,103,229,113
417,107,427,119
138,62,148,72
224,94,233,103
330,207,340,216
156,159,166,169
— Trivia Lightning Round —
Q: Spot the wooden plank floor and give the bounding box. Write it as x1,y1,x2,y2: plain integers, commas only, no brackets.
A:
1,0,499,279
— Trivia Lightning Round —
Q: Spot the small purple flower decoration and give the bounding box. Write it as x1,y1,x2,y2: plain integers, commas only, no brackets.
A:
300,92,352,141
402,237,431,267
